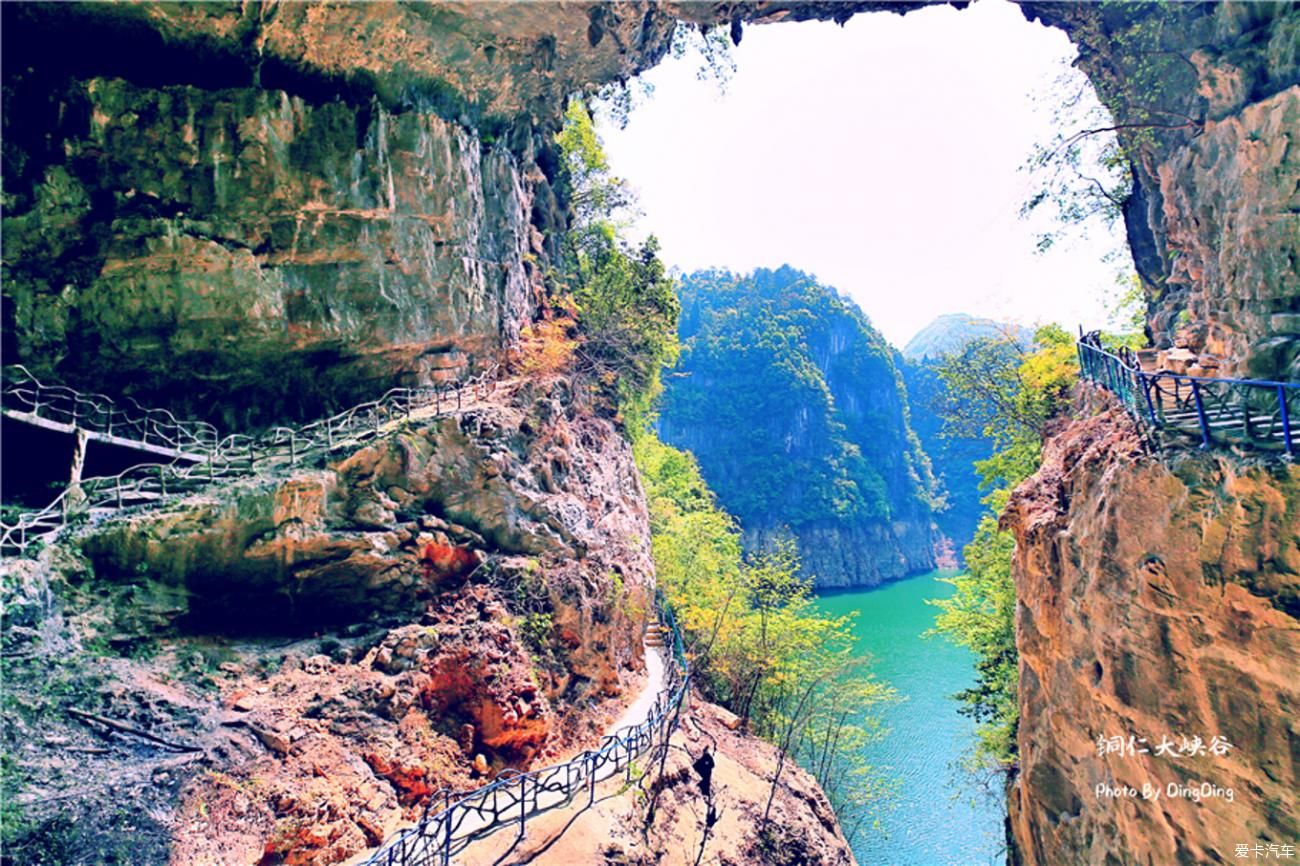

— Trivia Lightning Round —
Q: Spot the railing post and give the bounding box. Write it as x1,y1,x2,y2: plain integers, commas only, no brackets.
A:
159,465,167,497
518,775,527,839
588,754,596,806
290,436,296,466
1141,373,1158,427
443,790,453,866
1279,385,1294,457
1191,380,1212,449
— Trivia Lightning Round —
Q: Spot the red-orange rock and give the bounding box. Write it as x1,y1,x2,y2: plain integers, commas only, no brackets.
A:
1004,395,1300,865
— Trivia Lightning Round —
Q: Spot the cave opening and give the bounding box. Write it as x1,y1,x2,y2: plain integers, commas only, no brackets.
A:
594,2,1136,864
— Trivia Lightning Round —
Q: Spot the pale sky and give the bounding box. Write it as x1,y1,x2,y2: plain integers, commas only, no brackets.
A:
598,0,1132,349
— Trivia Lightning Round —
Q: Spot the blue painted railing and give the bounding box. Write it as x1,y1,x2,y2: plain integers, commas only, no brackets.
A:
1076,332,1297,455
363,591,690,865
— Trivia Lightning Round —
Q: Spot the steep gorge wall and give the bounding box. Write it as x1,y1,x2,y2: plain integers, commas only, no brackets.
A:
1006,394,1299,865
1020,2,1300,380
660,268,940,589
0,5,907,863
1,1,922,425
1007,5,1300,863
6,2,1297,864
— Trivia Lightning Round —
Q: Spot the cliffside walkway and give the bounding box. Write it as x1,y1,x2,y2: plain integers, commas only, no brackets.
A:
0,364,500,556
1076,333,1298,455
358,596,690,866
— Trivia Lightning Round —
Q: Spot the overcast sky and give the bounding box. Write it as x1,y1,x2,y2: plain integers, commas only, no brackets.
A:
597,0,1132,349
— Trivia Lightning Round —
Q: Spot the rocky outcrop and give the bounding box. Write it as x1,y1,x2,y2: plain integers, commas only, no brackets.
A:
1019,3,1300,381
463,701,859,866
80,378,651,642
1004,389,1299,866
1,377,659,865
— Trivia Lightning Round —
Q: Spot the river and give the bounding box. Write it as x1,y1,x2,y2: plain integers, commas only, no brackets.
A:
815,570,1006,866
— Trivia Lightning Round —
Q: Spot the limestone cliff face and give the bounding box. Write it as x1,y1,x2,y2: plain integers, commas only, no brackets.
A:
4,8,545,425
1001,6,1300,863
660,268,940,590
1,1,930,425
1005,391,1299,866
2,377,661,865
1019,2,1300,381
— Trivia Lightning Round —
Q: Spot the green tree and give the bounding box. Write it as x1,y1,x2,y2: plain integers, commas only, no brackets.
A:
634,432,895,835
554,100,680,428
1021,3,1204,259
928,324,1079,770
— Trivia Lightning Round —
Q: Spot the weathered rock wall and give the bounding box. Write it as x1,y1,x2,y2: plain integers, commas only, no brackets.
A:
1020,2,1300,380
1,377,661,865
1,1,930,425
1002,6,1300,863
3,8,548,425
1005,390,1299,865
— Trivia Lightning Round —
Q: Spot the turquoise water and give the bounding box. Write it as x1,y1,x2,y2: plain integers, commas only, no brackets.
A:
815,571,1005,866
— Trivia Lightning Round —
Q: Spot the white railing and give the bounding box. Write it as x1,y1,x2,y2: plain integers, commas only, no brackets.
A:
1,365,500,556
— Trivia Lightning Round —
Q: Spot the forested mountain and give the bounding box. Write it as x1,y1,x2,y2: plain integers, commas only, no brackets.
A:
898,315,1031,556
658,266,941,588
897,357,990,558
902,313,1031,362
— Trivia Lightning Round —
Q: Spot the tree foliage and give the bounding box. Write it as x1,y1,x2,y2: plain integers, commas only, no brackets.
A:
1020,61,1132,255
1021,1,1204,256
634,432,894,837
553,101,680,428
927,324,1080,771
558,95,895,839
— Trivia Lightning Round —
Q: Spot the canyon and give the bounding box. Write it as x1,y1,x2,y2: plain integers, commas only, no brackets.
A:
659,267,941,589
2,2,1297,865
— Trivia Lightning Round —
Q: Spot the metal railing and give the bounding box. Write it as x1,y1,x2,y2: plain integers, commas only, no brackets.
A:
0,365,500,556
1076,331,1297,456
3,365,220,458
364,591,690,866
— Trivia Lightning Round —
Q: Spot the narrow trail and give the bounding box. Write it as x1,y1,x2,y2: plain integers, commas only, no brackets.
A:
0,366,509,555
610,636,666,742
357,615,689,866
